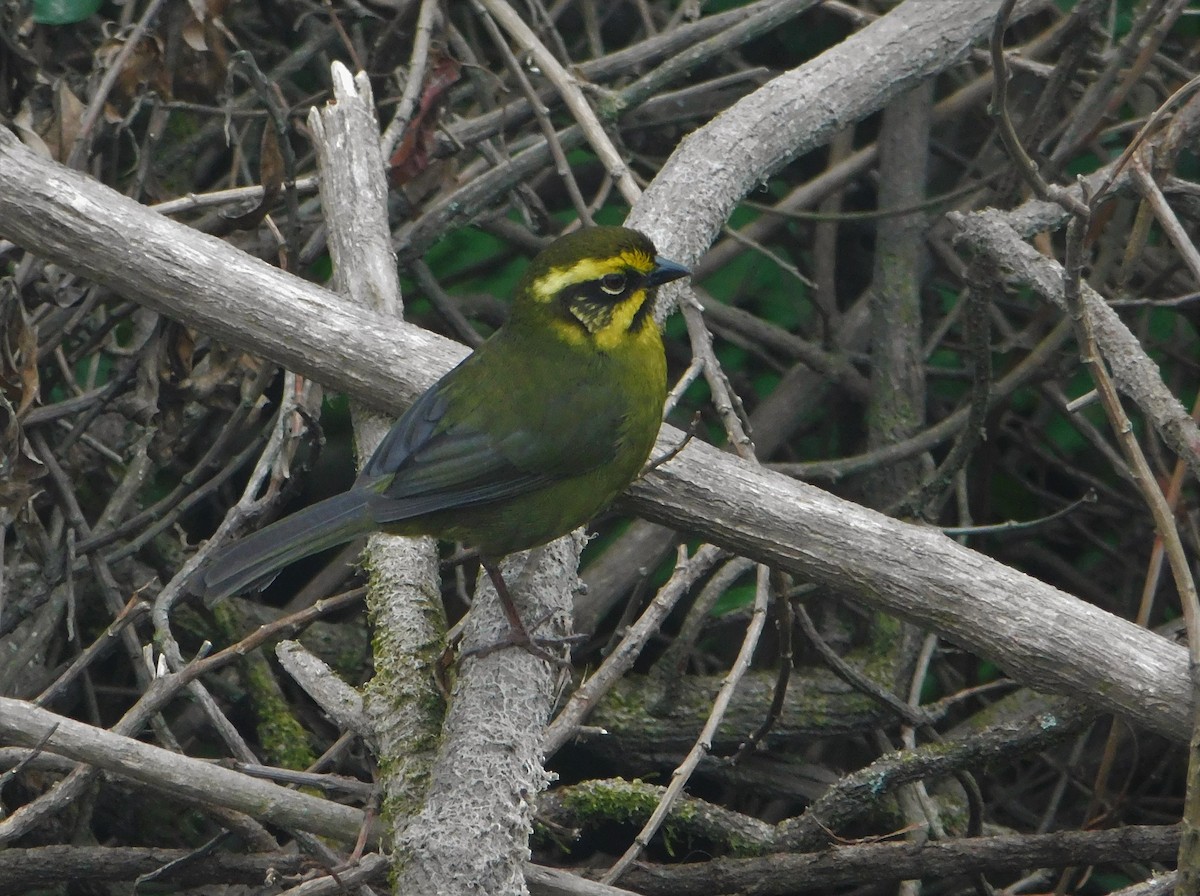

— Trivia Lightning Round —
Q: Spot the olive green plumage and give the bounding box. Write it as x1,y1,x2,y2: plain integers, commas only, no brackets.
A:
201,226,689,604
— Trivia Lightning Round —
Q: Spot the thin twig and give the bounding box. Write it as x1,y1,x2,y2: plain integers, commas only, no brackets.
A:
601,563,771,884
1129,155,1200,282
475,4,593,223
542,545,727,756
988,0,1087,216
472,0,641,204
730,568,794,762
379,0,440,158
66,0,171,169
1059,205,1200,890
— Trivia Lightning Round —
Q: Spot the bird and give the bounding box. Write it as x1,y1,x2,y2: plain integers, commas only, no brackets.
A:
200,225,690,654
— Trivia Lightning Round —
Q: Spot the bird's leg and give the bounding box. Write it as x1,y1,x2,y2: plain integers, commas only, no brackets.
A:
483,559,541,646
463,559,581,665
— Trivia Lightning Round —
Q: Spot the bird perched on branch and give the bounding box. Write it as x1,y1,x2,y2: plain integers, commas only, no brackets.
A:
200,225,689,654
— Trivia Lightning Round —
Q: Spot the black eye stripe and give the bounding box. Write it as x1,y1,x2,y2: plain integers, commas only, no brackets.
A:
555,267,656,335
559,270,646,307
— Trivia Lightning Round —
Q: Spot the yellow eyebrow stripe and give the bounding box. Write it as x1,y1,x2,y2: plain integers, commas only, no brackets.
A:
528,250,654,301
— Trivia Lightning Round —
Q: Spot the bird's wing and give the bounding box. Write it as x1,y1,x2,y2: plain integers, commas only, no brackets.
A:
355,370,556,524
355,342,629,525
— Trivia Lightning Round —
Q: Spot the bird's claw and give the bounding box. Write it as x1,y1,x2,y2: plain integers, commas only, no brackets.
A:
461,610,585,667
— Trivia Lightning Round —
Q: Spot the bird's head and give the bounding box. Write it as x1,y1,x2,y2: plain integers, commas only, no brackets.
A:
512,226,690,350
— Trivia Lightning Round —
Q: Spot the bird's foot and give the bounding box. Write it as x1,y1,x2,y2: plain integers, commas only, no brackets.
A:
461,610,586,667
458,559,584,667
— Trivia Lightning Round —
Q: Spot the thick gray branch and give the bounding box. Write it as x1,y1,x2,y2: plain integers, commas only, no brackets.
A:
627,0,1047,270
0,124,1190,746
951,206,1200,481
0,697,365,843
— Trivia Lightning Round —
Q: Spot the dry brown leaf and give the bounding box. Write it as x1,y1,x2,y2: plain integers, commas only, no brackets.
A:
0,292,39,419
388,54,462,188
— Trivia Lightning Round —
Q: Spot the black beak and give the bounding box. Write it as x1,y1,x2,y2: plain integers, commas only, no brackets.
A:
646,256,691,288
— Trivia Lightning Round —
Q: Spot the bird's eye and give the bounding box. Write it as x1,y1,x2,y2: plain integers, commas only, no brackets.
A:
600,272,627,295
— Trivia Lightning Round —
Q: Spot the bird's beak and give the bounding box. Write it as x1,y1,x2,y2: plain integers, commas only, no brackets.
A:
646,256,691,287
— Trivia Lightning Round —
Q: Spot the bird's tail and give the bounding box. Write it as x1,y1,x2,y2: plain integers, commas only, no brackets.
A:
200,491,376,606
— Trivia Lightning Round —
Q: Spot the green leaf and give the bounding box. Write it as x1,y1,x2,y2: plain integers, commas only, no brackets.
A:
32,0,102,24
711,580,755,616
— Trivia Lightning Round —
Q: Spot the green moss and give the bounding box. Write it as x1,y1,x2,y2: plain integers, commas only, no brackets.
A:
562,779,703,857
201,603,316,771
564,778,660,823
589,88,628,120
362,580,448,823
243,655,316,771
